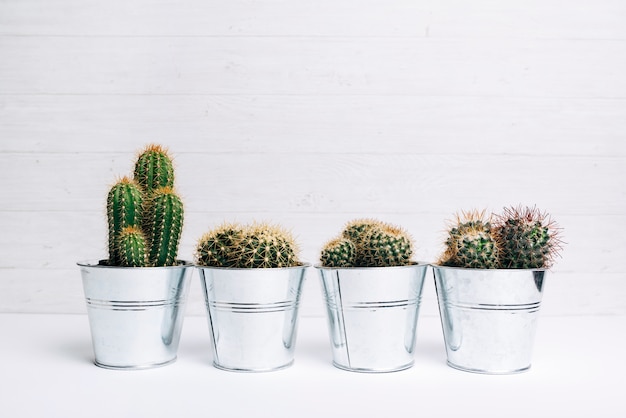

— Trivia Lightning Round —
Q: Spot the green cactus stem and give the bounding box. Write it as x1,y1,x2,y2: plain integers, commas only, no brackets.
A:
195,223,245,267
145,186,184,267
440,210,500,269
106,177,144,265
117,226,148,267
133,144,175,193
237,223,299,268
320,237,357,267
341,219,384,266
362,225,413,267
196,222,300,268
494,205,562,269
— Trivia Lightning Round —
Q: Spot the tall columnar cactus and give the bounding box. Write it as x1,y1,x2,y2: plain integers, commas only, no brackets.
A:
494,205,561,269
320,237,357,268
439,210,500,269
105,144,184,267
144,186,184,267
117,226,148,267
320,219,414,267
133,144,175,193
195,222,300,268
107,177,143,265
361,225,413,267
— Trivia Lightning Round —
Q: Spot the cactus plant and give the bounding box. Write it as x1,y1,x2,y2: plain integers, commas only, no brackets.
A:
320,237,357,268
494,205,561,269
144,186,184,267
320,219,414,267
195,222,301,268
439,210,500,269
105,144,184,267
117,226,148,267
133,144,175,193
438,207,562,269
361,225,413,267
106,177,144,265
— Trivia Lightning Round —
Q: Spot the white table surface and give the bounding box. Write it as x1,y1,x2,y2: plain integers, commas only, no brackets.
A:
0,313,623,418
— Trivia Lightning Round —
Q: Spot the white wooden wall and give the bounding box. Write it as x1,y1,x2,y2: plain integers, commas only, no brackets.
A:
1,0,625,317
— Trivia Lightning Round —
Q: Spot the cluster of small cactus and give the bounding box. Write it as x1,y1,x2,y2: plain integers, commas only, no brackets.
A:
439,206,561,269
195,222,301,268
106,144,184,267
320,219,414,267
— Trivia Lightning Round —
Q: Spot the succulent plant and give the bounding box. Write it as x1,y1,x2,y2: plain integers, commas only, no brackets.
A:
105,144,184,267
117,226,148,267
320,237,357,268
106,177,144,265
196,223,245,267
320,219,414,267
439,210,500,269
438,207,562,269
133,144,175,193
195,222,301,268
494,205,561,269
361,225,413,267
144,186,184,267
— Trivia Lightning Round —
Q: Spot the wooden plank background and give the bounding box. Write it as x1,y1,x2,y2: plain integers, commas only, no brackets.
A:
1,0,624,317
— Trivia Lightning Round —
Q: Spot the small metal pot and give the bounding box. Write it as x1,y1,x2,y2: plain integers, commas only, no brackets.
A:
316,263,429,372
77,260,193,370
432,265,546,374
197,264,308,372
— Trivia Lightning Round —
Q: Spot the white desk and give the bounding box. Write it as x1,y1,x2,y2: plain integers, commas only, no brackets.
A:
0,314,623,417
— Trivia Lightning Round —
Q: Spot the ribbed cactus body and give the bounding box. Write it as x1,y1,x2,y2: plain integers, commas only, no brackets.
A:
134,144,174,193
117,226,148,267
342,219,384,266
320,219,414,268
320,238,356,267
145,186,184,267
196,224,245,267
107,177,144,265
362,226,413,267
195,222,300,268
495,206,559,269
440,211,499,269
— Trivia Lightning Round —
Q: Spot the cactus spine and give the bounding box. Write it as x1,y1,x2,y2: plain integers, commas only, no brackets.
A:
117,226,148,267
145,186,184,267
320,219,414,267
134,144,175,192
107,177,143,265
195,222,301,268
106,144,184,267
440,210,500,269
320,237,357,268
438,207,562,269
494,205,561,269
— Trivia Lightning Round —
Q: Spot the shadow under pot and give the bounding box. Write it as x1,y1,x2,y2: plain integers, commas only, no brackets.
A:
316,263,429,373
77,260,193,370
432,265,547,374
197,264,309,372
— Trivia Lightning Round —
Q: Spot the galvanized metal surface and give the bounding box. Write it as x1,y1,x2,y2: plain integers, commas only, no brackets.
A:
433,265,546,374
198,265,308,372
317,263,428,372
77,261,193,370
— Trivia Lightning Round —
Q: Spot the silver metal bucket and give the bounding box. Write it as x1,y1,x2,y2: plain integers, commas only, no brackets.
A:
78,260,193,370
197,265,308,372
317,263,429,372
432,265,546,374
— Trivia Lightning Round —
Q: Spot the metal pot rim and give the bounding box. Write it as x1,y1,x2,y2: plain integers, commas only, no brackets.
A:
431,264,547,272
314,261,427,271
195,262,311,271
77,260,193,269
